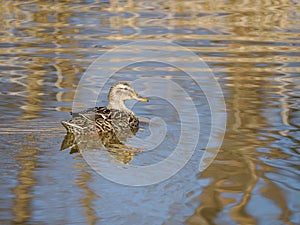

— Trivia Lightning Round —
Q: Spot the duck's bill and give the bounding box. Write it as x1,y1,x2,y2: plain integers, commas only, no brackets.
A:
136,96,149,102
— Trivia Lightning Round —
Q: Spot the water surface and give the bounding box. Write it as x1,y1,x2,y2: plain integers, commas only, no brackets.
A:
0,0,299,224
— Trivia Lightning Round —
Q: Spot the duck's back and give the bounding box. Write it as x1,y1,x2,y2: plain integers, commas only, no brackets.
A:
71,106,110,118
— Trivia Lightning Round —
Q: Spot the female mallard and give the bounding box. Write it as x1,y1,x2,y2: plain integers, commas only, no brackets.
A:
61,81,148,136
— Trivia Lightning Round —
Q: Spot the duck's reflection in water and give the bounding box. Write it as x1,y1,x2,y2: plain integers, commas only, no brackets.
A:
60,127,142,164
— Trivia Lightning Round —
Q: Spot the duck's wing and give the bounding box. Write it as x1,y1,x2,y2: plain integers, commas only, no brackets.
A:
71,106,108,118
72,106,114,133
94,107,114,133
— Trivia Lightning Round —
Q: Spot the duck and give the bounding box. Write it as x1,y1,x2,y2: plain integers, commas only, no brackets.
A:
61,81,148,136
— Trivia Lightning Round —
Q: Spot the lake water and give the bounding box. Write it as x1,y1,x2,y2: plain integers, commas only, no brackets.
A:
0,0,299,224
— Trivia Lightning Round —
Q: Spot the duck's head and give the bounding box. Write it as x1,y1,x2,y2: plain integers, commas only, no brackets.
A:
108,81,148,110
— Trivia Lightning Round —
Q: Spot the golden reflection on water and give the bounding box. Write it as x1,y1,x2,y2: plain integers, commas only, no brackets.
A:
0,0,299,224
12,135,39,223
186,70,266,224
75,165,99,225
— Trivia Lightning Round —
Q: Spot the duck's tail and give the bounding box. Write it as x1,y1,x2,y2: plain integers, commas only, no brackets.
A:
61,120,84,134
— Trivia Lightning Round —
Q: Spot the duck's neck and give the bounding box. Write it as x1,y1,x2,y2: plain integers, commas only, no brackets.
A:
108,98,131,112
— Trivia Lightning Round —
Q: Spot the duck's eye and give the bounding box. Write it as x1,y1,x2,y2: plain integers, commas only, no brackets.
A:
123,87,129,91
